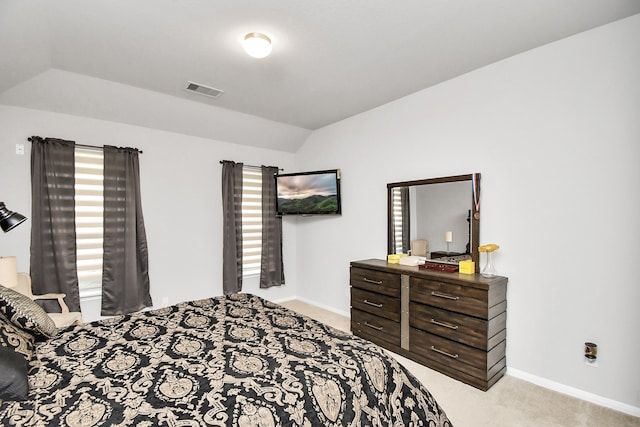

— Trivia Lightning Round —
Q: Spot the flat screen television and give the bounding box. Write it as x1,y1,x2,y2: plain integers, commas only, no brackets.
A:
275,169,341,215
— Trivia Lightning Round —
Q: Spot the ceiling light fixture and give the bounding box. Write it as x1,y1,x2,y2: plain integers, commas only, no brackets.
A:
243,32,272,59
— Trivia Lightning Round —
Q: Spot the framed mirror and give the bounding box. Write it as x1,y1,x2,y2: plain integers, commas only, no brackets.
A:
387,174,480,272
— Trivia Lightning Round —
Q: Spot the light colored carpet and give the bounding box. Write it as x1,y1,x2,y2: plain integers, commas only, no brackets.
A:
280,299,640,427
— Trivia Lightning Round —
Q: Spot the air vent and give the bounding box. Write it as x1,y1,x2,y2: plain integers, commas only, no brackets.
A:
185,81,224,99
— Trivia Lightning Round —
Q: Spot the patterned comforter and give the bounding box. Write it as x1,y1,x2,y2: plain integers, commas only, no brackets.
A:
0,293,452,426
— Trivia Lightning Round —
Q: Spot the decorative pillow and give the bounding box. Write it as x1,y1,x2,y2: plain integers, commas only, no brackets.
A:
0,313,35,362
0,345,29,401
0,285,58,339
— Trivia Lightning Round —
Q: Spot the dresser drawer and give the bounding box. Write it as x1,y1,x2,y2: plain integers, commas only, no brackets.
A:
351,287,400,322
410,303,506,350
410,276,489,318
351,308,400,347
410,327,506,381
350,267,400,298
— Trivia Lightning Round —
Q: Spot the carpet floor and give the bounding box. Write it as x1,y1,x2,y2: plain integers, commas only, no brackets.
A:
280,299,640,427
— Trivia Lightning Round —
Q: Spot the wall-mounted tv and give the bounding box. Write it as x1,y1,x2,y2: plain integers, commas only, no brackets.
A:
276,169,341,215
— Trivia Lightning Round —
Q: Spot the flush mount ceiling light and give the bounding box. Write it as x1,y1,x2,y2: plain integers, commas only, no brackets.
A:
243,32,272,59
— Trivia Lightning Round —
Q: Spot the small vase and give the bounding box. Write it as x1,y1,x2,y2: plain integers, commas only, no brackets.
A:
481,252,497,278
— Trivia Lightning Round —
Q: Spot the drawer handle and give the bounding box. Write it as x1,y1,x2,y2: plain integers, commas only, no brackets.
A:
363,321,383,331
430,318,459,330
431,291,459,301
430,345,459,359
363,299,383,308
363,277,383,285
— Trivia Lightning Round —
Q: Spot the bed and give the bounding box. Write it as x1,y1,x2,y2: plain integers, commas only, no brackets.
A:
1,292,452,426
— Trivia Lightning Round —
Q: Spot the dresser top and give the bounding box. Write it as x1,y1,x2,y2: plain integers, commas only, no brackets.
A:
351,259,507,290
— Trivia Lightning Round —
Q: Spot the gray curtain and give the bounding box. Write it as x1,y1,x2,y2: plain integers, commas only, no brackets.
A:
101,146,151,316
260,166,284,288
400,187,410,253
29,137,81,312
222,161,243,294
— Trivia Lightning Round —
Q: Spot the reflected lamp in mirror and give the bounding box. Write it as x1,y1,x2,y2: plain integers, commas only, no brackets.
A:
0,202,27,232
444,231,453,252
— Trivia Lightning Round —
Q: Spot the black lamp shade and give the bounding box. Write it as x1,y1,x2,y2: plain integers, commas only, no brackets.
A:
0,202,27,232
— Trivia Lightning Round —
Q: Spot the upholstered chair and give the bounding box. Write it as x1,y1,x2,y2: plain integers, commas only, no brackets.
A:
409,239,429,257
13,273,82,328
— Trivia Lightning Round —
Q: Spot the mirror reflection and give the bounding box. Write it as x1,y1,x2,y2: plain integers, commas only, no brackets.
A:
387,174,480,271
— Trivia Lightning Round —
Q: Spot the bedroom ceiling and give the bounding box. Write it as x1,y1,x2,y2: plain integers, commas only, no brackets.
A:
1,1,639,152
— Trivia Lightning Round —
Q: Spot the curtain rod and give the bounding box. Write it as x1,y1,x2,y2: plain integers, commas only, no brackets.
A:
219,160,283,171
27,137,143,154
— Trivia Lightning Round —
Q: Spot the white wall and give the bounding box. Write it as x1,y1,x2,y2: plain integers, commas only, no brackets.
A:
294,15,640,411
0,105,298,321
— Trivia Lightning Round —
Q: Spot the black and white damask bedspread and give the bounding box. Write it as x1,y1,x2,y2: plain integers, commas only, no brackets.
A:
1,293,452,426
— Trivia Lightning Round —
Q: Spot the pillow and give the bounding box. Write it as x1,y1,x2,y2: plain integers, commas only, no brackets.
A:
0,285,58,339
0,345,29,401
0,313,35,362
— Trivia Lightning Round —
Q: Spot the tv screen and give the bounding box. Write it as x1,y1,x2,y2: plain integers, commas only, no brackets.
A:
276,169,341,215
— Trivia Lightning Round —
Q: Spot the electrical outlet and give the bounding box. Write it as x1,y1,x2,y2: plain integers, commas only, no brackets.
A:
584,342,598,367
16,144,25,155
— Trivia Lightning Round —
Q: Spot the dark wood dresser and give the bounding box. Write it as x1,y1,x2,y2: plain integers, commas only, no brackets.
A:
350,258,508,391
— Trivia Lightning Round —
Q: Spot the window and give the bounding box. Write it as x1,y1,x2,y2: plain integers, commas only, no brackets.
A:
391,187,404,254
241,166,262,276
74,148,104,297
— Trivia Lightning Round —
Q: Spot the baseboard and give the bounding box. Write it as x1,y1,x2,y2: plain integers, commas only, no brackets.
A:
279,295,350,318
271,296,296,304
507,368,640,418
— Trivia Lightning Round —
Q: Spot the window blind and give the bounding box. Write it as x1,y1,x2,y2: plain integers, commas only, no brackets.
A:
74,148,104,297
392,187,404,254
242,167,262,276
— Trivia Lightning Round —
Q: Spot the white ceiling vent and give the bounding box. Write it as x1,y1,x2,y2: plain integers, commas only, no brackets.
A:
185,81,224,99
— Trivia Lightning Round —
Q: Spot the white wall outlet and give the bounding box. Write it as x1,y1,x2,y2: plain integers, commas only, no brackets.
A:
16,144,25,155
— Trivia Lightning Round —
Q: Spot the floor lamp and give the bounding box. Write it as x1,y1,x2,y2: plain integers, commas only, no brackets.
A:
0,202,27,232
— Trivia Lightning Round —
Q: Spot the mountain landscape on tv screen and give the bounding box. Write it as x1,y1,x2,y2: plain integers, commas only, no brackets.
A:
278,194,338,213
